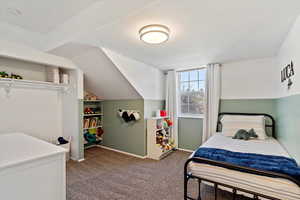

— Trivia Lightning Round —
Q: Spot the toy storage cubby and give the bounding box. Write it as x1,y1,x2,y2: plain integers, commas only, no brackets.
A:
147,117,174,160
83,100,104,149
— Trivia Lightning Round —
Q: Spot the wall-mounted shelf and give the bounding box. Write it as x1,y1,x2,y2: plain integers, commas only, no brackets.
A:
84,113,103,117
151,116,170,120
84,100,103,102
83,126,102,130
0,78,70,95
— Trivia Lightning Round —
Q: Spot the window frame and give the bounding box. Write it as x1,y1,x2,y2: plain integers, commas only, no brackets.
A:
177,67,206,119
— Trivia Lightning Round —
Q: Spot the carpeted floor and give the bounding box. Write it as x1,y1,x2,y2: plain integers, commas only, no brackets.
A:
67,147,250,200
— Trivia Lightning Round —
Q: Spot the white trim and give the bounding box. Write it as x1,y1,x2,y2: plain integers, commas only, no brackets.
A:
177,148,194,153
70,157,85,162
179,115,204,119
221,97,277,100
175,65,207,72
99,145,147,159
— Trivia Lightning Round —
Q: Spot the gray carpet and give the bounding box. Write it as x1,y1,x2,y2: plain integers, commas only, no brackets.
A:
67,147,250,200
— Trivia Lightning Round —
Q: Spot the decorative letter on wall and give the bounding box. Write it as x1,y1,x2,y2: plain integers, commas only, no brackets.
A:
281,61,295,90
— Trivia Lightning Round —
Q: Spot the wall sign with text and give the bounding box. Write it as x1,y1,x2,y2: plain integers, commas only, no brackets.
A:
281,61,295,89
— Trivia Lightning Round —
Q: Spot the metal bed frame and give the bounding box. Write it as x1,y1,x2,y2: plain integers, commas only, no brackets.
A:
184,112,300,200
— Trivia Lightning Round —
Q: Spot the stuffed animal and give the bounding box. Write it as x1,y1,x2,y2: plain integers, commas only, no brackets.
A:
232,128,258,140
97,127,104,138
165,119,173,127
118,109,141,122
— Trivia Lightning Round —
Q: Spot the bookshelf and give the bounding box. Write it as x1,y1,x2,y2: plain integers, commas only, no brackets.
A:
83,100,104,149
147,117,174,160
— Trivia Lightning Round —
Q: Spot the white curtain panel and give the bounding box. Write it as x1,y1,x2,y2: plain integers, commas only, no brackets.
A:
166,70,179,148
202,63,221,143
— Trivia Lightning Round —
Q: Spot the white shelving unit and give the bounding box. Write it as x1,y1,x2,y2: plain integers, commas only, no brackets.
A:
83,100,104,149
0,41,84,161
0,78,70,94
147,117,174,160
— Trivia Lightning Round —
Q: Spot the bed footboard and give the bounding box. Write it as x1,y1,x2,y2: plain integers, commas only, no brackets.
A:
184,157,300,200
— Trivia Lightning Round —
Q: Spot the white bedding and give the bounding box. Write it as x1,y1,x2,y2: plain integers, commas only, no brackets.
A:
189,133,300,200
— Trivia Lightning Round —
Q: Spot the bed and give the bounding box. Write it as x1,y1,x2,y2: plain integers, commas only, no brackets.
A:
184,113,300,200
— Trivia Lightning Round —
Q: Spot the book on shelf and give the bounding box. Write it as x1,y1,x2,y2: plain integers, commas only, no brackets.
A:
83,117,102,129
83,118,90,129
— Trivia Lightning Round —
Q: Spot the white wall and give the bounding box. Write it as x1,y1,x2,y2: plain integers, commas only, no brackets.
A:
277,15,300,97
0,88,62,142
221,57,278,99
0,57,47,81
50,44,142,100
0,40,77,70
103,48,165,100
0,58,62,141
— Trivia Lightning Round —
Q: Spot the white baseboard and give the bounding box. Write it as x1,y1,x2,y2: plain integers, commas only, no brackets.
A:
99,145,147,159
177,148,194,153
70,157,85,162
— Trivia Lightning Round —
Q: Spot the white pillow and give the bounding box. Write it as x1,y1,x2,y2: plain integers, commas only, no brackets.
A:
221,115,268,140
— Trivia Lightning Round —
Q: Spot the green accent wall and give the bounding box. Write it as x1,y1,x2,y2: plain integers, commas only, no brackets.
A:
220,98,300,163
220,99,276,117
102,99,146,156
275,94,300,163
178,118,203,151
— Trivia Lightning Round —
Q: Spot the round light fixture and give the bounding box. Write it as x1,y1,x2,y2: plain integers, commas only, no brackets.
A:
139,24,170,44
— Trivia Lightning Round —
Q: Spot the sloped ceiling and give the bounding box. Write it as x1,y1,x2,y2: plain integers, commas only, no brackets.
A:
1,0,300,69
50,43,142,100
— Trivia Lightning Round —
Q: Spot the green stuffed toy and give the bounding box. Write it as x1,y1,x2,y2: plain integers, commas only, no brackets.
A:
232,128,258,140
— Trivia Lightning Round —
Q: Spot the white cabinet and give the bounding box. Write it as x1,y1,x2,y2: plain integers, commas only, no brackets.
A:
0,133,66,200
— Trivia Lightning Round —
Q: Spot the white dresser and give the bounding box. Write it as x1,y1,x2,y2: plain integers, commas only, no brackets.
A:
0,133,66,200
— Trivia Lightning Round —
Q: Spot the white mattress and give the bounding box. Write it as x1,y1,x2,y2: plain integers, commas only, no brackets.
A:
189,133,300,200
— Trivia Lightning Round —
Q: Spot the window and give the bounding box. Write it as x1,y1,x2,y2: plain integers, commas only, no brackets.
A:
178,68,206,117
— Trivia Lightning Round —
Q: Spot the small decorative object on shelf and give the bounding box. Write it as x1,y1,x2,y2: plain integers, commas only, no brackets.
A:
84,91,99,101
156,109,167,118
0,71,23,79
147,116,174,160
10,73,23,79
0,71,9,78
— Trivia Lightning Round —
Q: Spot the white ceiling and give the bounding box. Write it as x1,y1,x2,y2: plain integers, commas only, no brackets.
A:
0,0,102,33
1,0,300,70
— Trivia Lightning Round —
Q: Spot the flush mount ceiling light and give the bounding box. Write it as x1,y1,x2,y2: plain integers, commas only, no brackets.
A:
139,24,170,44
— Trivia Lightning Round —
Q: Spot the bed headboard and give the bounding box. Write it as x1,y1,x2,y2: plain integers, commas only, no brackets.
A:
217,112,276,138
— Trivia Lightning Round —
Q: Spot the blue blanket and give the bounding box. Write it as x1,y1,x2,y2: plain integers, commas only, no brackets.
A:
193,147,300,185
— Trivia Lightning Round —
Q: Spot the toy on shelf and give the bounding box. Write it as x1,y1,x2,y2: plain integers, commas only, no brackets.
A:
84,91,99,101
10,73,23,79
154,118,174,152
0,71,9,78
0,71,23,79
84,128,103,145
165,119,173,127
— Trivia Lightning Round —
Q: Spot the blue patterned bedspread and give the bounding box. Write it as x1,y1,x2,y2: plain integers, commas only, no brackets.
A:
193,147,300,184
